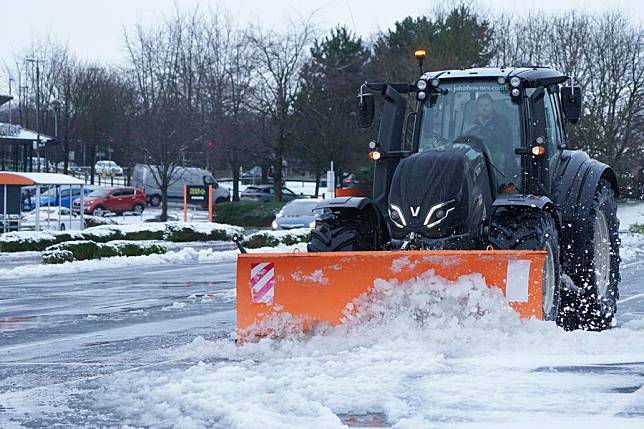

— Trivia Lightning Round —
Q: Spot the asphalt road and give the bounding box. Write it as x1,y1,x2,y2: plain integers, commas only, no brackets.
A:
0,254,642,427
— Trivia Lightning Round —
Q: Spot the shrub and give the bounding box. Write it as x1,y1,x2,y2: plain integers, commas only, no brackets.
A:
215,201,285,227
42,240,167,264
630,223,644,234
243,228,310,249
84,216,118,228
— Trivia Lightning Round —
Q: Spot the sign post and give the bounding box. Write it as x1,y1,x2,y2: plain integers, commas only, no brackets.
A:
183,184,188,222
208,184,213,223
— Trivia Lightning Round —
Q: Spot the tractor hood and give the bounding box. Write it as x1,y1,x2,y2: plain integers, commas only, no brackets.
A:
388,147,492,240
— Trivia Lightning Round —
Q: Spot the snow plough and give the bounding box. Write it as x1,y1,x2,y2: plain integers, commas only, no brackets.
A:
237,55,621,340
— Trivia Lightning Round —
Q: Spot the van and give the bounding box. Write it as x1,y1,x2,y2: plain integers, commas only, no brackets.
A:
131,164,230,207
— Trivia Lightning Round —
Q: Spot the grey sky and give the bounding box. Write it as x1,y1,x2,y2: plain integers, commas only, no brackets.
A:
1,0,642,92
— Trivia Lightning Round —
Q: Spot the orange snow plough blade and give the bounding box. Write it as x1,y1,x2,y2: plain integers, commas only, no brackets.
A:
236,250,546,340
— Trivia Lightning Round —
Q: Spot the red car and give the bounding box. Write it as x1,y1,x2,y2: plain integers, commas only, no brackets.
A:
73,187,146,216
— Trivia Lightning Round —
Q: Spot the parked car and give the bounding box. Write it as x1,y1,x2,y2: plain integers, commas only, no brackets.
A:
272,198,321,230
240,184,303,202
21,207,84,231
56,161,83,174
28,186,97,210
241,166,262,184
29,157,54,172
72,187,146,216
95,160,124,176
131,164,230,207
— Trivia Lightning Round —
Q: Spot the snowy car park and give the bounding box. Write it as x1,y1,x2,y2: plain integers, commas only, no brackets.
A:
0,203,641,428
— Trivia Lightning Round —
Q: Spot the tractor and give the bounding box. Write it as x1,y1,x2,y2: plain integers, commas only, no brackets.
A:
306,58,620,331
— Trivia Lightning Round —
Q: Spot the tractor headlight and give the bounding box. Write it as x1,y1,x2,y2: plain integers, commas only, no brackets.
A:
416,79,427,91
511,88,520,97
423,199,456,228
510,77,521,88
309,220,316,229
417,91,427,101
389,204,407,228
431,78,440,87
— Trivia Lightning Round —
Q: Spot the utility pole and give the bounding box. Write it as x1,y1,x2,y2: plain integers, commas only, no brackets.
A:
26,58,44,171
8,78,14,124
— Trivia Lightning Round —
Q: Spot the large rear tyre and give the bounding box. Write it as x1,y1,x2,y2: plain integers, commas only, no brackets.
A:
489,209,561,321
308,207,381,252
568,180,620,331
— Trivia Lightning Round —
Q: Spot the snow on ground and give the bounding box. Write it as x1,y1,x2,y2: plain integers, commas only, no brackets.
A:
88,202,644,429
619,201,644,231
97,269,644,429
0,244,306,280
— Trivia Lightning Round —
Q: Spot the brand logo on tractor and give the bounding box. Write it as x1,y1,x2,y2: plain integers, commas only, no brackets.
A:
410,206,421,217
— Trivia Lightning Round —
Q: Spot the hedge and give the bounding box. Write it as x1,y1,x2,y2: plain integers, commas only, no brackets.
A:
0,222,243,253
243,228,311,249
215,201,285,227
630,223,644,234
42,240,167,264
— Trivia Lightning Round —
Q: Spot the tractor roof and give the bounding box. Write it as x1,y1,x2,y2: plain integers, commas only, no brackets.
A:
421,67,568,87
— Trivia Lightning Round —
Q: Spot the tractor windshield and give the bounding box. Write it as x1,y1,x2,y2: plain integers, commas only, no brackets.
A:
417,80,522,194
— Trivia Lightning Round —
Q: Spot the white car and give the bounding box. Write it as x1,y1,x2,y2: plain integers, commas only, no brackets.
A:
95,160,124,176
21,207,84,231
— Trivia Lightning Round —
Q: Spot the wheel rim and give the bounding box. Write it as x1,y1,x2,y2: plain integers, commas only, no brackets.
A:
134,205,143,214
94,208,104,217
594,210,611,297
542,241,556,316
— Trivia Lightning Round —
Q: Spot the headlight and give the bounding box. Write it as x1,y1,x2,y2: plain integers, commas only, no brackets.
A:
511,88,520,97
416,79,427,91
417,91,427,101
271,220,278,229
510,77,521,87
308,220,316,229
389,204,407,228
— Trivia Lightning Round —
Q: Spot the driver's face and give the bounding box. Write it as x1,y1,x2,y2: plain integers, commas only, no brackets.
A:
478,98,493,118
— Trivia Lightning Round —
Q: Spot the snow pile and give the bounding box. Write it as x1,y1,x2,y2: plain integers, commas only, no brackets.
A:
98,270,644,428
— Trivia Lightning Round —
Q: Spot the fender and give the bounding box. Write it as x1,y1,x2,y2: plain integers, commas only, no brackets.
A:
491,194,560,231
552,149,619,267
313,196,372,211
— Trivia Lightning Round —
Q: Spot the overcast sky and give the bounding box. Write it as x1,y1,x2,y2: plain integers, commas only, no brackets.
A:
1,0,642,92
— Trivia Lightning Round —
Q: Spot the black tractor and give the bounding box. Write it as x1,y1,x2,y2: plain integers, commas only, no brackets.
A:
308,65,620,331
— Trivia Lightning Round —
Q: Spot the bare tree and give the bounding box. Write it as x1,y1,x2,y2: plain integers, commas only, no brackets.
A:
125,11,204,220
248,19,314,201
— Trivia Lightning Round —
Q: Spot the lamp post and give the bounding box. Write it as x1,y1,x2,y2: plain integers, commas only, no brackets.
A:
26,58,44,171
8,78,14,124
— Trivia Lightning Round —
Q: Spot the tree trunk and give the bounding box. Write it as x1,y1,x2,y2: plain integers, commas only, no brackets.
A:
232,162,240,202
274,146,283,202
314,170,321,198
161,183,169,222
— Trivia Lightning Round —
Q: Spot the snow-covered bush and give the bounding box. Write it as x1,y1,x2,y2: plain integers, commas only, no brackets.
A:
0,222,244,252
42,240,167,264
243,228,311,249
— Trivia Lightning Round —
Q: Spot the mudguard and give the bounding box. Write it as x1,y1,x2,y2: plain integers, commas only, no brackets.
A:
552,150,619,267
313,196,372,211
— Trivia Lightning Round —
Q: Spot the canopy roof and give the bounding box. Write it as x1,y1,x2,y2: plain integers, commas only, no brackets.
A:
0,123,56,145
0,172,85,186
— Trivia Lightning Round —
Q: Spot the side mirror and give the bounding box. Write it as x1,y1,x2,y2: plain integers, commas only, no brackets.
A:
356,93,375,129
560,86,582,124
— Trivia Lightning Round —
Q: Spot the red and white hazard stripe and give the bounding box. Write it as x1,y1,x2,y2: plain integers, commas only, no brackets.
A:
250,262,275,304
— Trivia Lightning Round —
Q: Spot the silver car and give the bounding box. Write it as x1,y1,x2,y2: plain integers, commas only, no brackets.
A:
272,199,322,230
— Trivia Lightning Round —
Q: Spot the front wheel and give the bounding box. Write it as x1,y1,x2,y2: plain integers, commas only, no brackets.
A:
568,180,620,331
308,206,382,252
489,209,561,321
92,206,106,217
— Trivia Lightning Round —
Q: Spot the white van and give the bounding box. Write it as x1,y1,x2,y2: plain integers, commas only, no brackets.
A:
131,164,230,207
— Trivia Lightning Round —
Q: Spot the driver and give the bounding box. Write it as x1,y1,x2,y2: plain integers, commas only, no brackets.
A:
466,93,517,192
467,93,511,148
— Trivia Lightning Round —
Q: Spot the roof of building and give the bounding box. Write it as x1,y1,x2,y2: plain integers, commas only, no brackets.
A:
0,123,56,145
0,172,86,186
